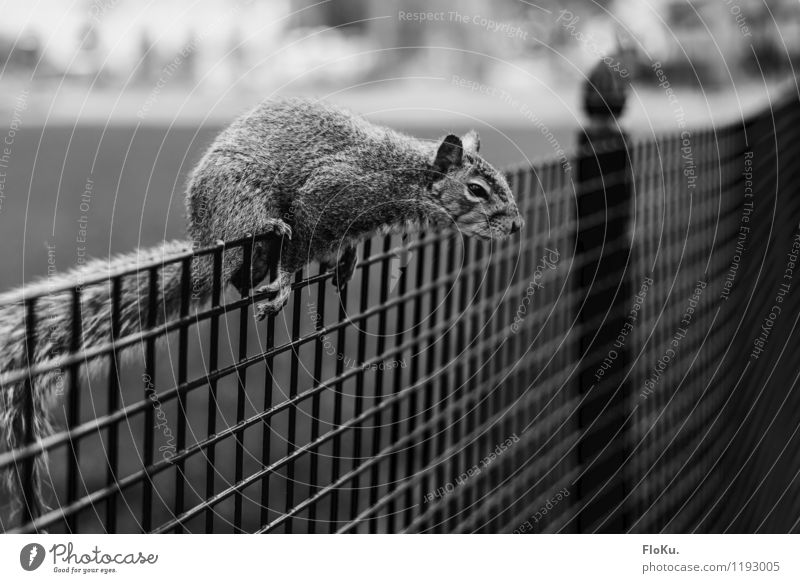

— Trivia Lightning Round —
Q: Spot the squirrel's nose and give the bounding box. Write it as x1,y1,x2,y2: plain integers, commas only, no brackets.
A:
510,218,522,234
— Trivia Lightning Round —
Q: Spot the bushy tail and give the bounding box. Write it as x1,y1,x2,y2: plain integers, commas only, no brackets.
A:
0,239,201,522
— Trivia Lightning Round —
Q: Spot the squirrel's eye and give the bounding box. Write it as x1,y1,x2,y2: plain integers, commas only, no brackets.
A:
467,183,490,200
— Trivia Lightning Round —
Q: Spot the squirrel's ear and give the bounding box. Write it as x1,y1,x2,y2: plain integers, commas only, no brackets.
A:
434,134,464,174
461,130,480,154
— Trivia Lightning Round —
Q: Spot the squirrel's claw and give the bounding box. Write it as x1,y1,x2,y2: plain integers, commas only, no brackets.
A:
254,290,290,319
332,247,357,292
264,219,292,240
254,271,292,319
332,269,354,292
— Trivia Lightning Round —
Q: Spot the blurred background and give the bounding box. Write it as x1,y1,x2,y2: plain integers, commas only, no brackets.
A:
0,0,797,292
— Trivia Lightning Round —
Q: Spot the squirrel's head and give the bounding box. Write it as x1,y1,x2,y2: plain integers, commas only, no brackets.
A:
428,131,523,240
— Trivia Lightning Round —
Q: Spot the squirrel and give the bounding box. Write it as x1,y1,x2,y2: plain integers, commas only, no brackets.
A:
0,96,523,520
186,97,523,318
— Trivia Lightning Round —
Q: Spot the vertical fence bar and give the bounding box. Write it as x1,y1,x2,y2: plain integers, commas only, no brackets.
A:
106,276,122,532
574,108,633,532
349,239,371,525
492,234,511,533
460,237,485,531
432,235,456,532
368,235,392,532
307,265,327,532
284,271,303,533
386,235,408,533
259,262,277,530
65,287,82,532
507,167,527,531
141,265,159,532
403,235,427,528
489,239,506,533
515,167,535,530
233,237,253,533
205,245,223,533
173,256,191,532
417,238,441,531
474,240,494,533
329,282,348,532
446,237,471,532
19,299,38,527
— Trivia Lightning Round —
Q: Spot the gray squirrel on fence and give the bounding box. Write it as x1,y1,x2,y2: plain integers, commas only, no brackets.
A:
0,96,523,519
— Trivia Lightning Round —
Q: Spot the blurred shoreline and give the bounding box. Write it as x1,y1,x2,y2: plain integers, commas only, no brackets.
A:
0,76,787,133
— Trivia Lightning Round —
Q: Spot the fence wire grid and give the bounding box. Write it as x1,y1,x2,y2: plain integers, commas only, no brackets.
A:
1,86,799,534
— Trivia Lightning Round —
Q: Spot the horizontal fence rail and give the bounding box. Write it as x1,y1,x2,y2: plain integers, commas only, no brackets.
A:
1,85,800,533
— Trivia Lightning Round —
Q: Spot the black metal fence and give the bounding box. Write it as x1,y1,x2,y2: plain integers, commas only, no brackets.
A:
1,85,800,533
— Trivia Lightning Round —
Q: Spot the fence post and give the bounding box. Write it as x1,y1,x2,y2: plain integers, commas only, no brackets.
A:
573,62,633,532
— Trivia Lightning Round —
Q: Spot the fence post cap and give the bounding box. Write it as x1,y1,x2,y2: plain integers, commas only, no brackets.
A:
582,58,629,126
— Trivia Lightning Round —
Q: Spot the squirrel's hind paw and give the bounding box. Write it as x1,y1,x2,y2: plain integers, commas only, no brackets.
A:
254,270,292,319
254,291,290,320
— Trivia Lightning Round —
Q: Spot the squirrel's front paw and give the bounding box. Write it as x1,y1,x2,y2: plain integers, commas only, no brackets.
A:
265,219,292,240
332,248,357,292
333,266,357,292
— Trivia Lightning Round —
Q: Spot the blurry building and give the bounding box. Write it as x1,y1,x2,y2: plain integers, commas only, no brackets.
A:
0,0,796,96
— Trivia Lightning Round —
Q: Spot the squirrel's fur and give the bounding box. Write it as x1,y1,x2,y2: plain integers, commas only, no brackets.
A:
187,97,522,317
0,96,522,520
